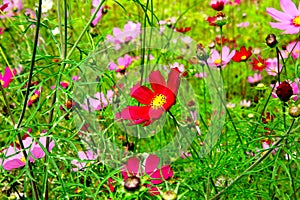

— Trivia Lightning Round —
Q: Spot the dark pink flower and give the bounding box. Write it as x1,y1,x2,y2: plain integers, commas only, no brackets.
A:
109,54,132,73
0,66,16,88
27,89,41,106
122,154,174,195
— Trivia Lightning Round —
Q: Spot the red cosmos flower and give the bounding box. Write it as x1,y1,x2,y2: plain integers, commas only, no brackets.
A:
175,27,191,33
210,0,225,11
207,16,218,26
232,46,252,62
250,55,266,72
116,69,180,126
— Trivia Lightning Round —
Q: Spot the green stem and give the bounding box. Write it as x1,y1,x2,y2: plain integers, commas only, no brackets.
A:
211,119,296,200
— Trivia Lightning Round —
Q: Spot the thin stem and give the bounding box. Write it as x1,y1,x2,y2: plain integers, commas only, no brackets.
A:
66,0,105,59
211,119,296,200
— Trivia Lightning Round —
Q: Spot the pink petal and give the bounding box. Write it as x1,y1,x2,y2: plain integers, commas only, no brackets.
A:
150,165,173,184
144,155,160,175
124,157,141,176
167,69,180,96
266,8,292,22
280,0,298,17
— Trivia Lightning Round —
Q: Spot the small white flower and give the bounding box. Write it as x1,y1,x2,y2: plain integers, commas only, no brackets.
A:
41,0,54,13
240,99,251,107
51,27,60,35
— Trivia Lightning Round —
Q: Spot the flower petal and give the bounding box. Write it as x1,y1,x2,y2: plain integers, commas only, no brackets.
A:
280,0,298,17
150,165,173,184
130,84,154,104
123,157,141,178
167,68,180,96
144,155,160,175
149,70,167,93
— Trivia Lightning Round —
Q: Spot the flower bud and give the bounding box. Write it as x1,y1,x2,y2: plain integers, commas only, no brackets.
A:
196,43,209,61
124,176,140,191
289,106,300,118
265,34,277,48
276,81,293,102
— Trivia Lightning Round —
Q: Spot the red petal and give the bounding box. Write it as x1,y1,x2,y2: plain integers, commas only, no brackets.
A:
130,83,154,104
167,69,180,96
149,70,167,94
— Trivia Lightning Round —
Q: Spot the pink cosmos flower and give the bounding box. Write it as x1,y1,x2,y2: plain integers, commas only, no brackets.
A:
90,0,109,27
207,46,236,68
247,73,262,84
71,150,97,172
106,21,141,50
170,62,185,73
195,72,207,79
261,139,278,155
0,66,16,88
0,0,23,19
236,21,249,28
271,80,299,101
0,134,55,170
122,154,174,196
81,90,114,112
27,89,41,106
109,54,132,73
265,58,282,76
266,0,300,34
281,41,300,59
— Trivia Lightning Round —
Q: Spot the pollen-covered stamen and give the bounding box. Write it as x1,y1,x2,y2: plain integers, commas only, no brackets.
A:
292,15,300,26
0,80,4,86
20,156,26,163
214,58,222,65
151,94,167,109
117,65,125,70
30,94,39,101
241,55,247,60
257,62,263,68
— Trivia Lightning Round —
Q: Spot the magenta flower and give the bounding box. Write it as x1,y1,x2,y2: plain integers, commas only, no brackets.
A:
122,154,174,195
109,54,132,73
81,90,114,112
247,73,262,84
207,46,236,68
266,0,300,34
0,0,23,18
265,58,282,76
27,89,41,106
106,21,141,50
0,66,16,88
71,150,97,172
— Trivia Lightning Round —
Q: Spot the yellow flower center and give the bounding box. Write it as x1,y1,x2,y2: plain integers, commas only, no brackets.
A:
214,58,221,65
151,94,167,109
257,62,263,67
241,55,247,60
117,65,125,70
30,94,39,101
0,80,4,86
292,15,300,26
20,156,26,163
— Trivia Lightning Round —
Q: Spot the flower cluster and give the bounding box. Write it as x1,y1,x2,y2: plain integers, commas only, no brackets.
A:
0,131,55,171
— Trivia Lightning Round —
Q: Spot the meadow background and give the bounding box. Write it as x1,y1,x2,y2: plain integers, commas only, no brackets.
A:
0,0,300,199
